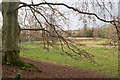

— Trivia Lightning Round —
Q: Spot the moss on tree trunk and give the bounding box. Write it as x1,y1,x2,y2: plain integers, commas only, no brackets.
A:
2,2,22,66
1,2,41,72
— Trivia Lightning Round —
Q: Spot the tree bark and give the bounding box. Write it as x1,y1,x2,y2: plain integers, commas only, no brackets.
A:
117,27,120,80
2,2,21,66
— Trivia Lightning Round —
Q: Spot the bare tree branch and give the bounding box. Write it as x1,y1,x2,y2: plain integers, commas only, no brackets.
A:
17,1,119,61
21,28,45,31
18,2,117,23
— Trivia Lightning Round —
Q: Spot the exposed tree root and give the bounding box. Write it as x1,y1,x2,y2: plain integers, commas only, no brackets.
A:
2,51,42,72
3,59,42,73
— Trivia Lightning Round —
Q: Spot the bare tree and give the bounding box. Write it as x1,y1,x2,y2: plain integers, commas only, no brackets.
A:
2,0,119,68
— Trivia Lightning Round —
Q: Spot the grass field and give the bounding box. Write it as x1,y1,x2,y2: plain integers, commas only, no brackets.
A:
77,38,108,45
20,39,118,78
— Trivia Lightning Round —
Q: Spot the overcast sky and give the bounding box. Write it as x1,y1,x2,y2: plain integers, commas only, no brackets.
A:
0,0,119,30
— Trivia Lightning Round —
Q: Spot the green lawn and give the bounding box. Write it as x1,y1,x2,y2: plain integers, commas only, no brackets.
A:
20,39,118,78
77,38,108,45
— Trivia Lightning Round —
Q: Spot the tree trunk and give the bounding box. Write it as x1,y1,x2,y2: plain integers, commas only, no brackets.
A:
118,25,120,79
2,2,21,66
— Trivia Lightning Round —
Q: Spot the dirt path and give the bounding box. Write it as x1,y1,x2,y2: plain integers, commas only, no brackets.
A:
2,58,108,78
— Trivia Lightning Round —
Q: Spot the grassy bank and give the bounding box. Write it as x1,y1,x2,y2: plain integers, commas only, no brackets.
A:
20,39,118,78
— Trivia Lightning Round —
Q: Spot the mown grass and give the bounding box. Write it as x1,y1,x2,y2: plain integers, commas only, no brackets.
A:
20,39,118,78
78,38,108,45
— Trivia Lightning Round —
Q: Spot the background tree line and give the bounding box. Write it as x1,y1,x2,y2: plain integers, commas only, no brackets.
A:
70,24,117,39
19,23,118,46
